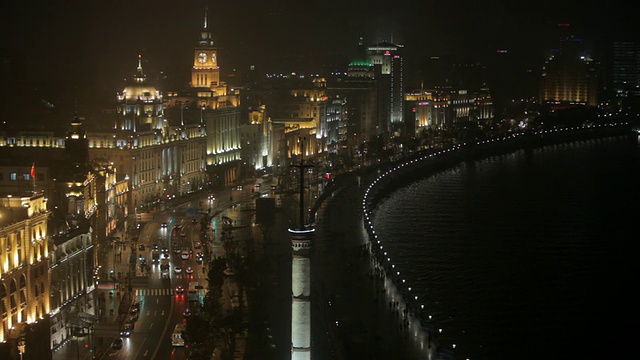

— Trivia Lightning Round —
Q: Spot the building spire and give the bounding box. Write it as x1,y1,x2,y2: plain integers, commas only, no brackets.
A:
135,54,145,83
198,4,214,46
204,4,208,29
137,54,143,74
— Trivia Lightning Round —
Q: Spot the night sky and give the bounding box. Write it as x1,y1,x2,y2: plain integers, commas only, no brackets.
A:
0,0,636,128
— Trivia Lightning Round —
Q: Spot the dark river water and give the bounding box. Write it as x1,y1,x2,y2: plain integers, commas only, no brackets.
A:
371,134,639,359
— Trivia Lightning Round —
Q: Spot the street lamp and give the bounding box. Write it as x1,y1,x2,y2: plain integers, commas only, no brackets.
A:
17,337,25,360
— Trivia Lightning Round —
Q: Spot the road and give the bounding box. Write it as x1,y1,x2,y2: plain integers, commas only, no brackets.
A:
99,179,273,359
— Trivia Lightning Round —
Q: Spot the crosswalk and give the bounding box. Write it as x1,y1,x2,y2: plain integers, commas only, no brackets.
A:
134,288,175,296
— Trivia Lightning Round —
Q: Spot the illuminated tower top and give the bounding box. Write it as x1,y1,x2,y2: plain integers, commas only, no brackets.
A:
134,54,145,83
199,5,214,47
192,4,220,88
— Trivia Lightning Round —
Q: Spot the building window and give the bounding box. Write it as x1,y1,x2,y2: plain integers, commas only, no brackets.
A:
10,172,17,181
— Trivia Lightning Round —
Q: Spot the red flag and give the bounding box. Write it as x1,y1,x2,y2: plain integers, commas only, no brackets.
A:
30,163,36,179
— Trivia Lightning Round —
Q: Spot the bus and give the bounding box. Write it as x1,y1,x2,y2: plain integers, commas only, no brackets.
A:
171,324,185,347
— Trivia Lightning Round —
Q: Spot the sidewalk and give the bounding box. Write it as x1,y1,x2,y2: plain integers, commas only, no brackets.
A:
52,289,128,360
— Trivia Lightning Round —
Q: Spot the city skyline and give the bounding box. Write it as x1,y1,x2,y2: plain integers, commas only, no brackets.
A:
1,0,636,129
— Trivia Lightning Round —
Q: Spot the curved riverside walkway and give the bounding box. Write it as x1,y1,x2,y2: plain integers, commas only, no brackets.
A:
311,172,440,360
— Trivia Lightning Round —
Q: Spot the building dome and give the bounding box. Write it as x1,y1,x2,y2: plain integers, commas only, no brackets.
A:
121,85,159,101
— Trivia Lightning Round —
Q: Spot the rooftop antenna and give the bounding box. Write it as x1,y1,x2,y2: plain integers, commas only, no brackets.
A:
289,137,313,229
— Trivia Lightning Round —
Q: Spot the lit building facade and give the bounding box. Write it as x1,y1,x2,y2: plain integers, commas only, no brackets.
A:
163,6,242,186
48,223,94,351
405,89,450,133
116,55,164,132
539,35,598,108
0,194,50,346
367,41,405,135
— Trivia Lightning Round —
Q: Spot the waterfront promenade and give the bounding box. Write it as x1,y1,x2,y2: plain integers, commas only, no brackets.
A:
309,172,439,359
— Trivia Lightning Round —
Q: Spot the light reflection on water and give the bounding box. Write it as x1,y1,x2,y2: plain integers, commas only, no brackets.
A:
372,136,637,360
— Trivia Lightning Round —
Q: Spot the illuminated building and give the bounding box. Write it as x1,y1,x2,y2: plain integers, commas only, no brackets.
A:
240,105,276,170
164,5,242,186
339,37,378,145
112,56,208,208
405,89,449,133
116,55,164,132
367,41,405,135
540,33,598,109
0,194,51,356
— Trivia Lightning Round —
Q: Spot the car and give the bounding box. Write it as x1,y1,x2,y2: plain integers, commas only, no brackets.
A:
112,337,123,349
173,224,181,230
196,251,203,258
196,256,203,264
174,247,182,254
183,308,191,317
138,244,145,251
254,183,261,187
194,241,201,249
120,322,134,337
236,185,243,190
132,300,141,309
129,307,139,315
161,247,169,253
152,243,159,250
181,250,189,260
192,218,198,224
172,241,179,248
161,222,167,228
175,285,185,294
174,266,182,274
127,314,138,323
185,266,194,274
208,194,216,200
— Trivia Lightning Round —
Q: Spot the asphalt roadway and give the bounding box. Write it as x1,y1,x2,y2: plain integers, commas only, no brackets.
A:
52,174,441,360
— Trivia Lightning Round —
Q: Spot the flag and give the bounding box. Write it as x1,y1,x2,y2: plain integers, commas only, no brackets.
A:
30,163,36,179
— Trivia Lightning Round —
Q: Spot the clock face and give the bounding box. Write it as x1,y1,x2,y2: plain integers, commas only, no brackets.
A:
197,52,207,63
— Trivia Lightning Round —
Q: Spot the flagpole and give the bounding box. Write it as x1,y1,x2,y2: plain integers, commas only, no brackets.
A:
31,162,36,194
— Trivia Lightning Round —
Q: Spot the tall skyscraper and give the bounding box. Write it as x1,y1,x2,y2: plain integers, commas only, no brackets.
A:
366,41,404,135
612,41,640,96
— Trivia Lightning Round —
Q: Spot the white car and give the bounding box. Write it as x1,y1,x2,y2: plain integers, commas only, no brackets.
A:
185,266,193,274
174,266,182,274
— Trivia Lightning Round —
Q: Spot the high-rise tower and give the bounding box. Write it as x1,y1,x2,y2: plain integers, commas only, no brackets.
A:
367,41,404,135
191,5,221,90
290,143,314,360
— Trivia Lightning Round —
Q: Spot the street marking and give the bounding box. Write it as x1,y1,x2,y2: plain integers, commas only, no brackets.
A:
161,310,164,316
144,350,149,357
149,323,154,329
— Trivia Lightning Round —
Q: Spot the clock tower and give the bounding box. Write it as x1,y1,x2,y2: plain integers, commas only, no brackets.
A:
191,5,220,89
